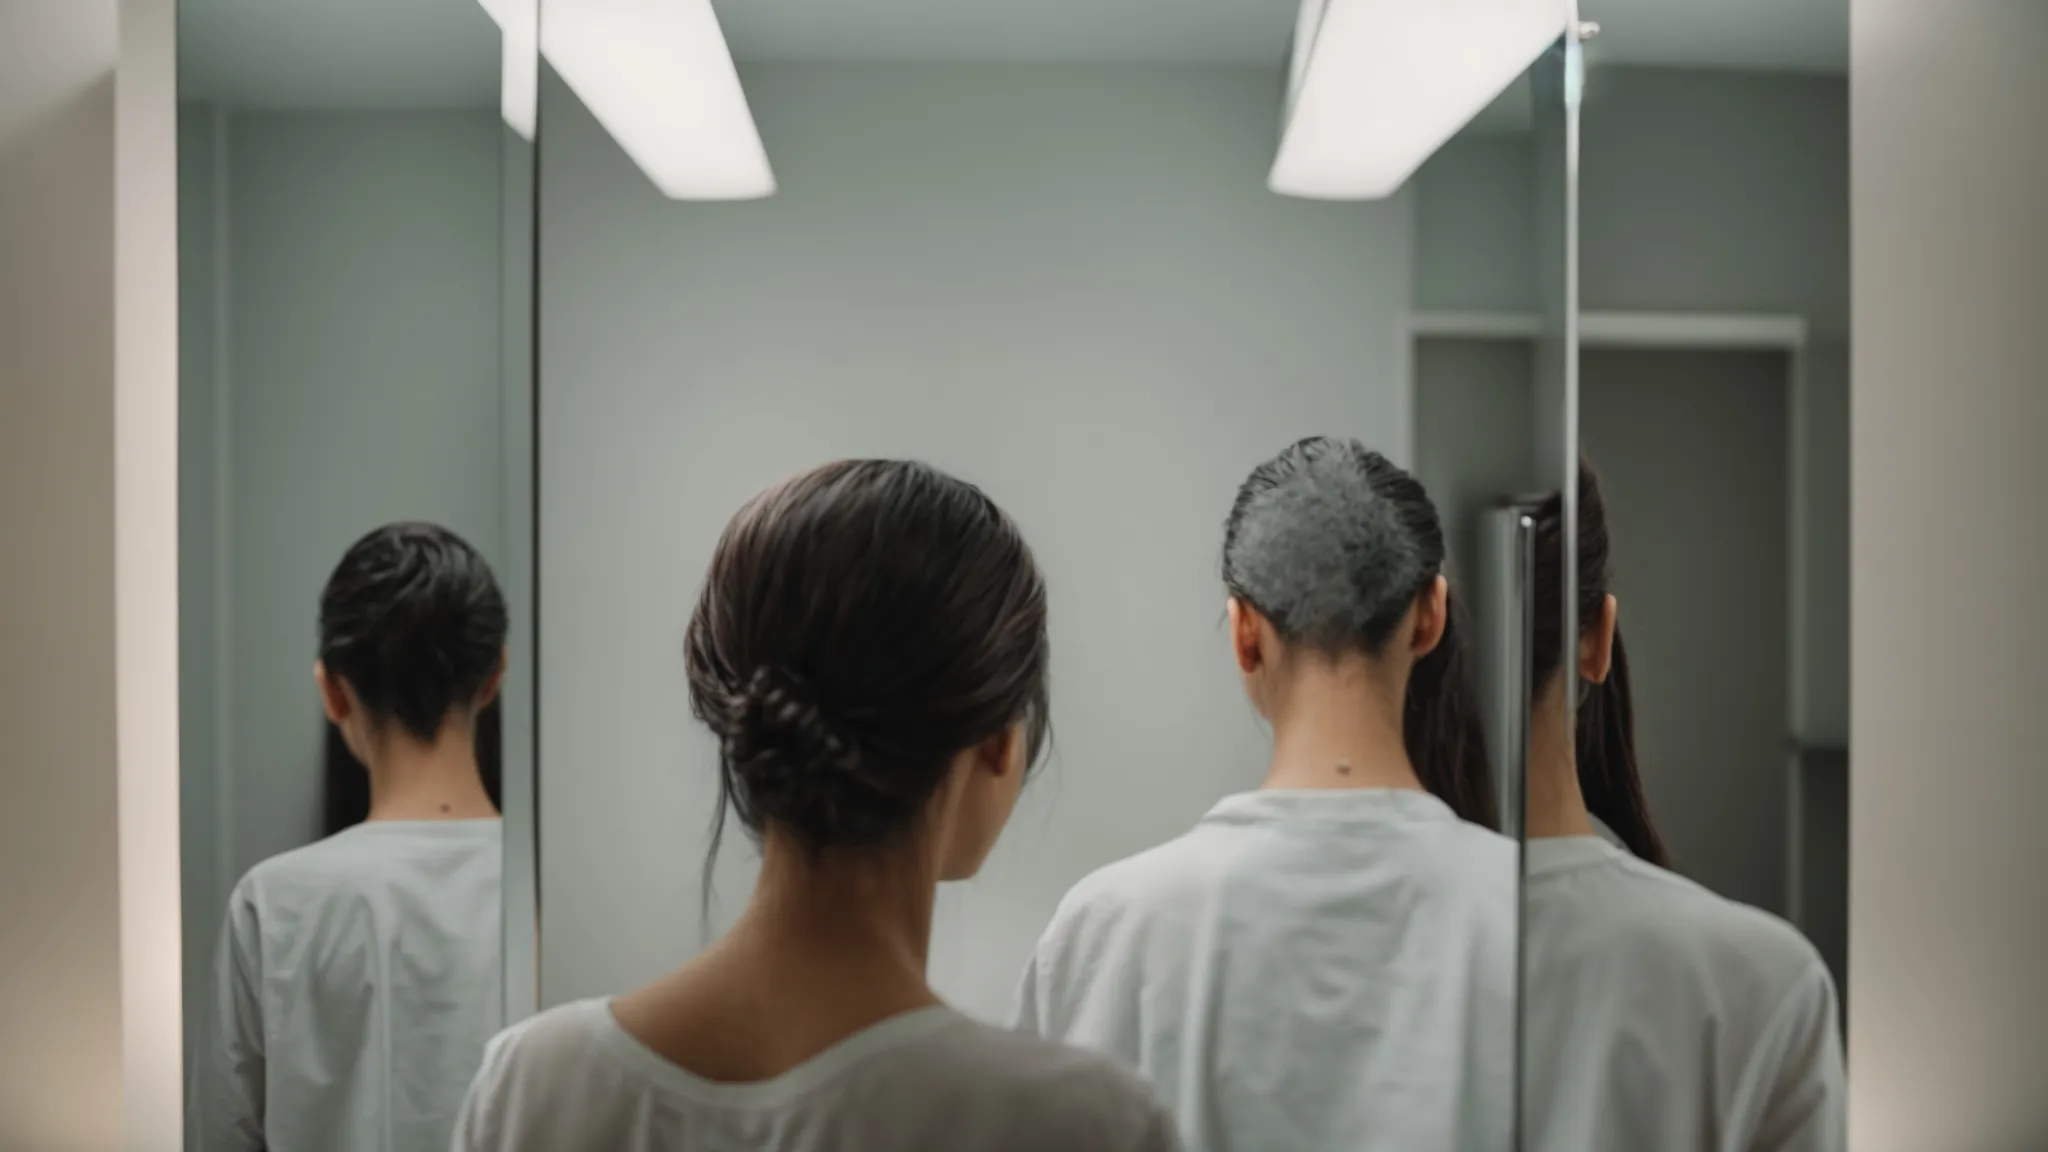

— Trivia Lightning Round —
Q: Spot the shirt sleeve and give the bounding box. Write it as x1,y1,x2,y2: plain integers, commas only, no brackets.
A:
194,885,268,1152
449,1025,517,1152
1011,947,1049,1037
444,1033,495,1147
1135,1100,1186,1152
1747,961,1847,1152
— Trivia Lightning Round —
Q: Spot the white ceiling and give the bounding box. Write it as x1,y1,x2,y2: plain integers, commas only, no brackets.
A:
176,0,1846,109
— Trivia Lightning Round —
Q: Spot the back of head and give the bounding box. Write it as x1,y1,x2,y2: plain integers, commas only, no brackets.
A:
685,460,1052,858
1530,457,1672,866
1221,437,1496,828
318,522,508,741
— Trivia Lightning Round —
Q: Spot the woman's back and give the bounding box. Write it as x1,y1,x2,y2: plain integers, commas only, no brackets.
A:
1021,789,1518,1152
1521,837,1842,1152
456,1000,1173,1151
1015,439,1514,1152
1516,461,1845,1151
199,819,504,1152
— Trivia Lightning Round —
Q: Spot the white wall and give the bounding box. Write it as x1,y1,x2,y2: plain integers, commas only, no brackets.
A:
115,0,185,1139
1849,1,2048,1146
1,0,181,1143
537,62,1414,1019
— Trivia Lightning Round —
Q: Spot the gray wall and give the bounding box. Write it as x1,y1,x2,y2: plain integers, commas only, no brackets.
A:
176,103,222,1094
175,108,508,1059
1412,135,1534,315
1412,68,1851,745
3,0,182,1139
1,17,123,1145
1582,349,1791,917
1579,68,1849,746
1849,1,2048,1145
1412,337,1538,588
536,62,1415,1020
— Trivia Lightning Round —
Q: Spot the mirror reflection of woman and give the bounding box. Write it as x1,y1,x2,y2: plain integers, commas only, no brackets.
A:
1016,438,1517,1152
454,460,1177,1151
1519,460,1846,1152
195,523,509,1152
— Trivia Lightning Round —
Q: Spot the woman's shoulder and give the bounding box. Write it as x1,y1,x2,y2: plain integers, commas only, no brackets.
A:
480,998,615,1072
1620,857,1819,967
911,1015,1176,1148
1033,824,1225,953
454,1000,629,1149
1533,841,1832,1009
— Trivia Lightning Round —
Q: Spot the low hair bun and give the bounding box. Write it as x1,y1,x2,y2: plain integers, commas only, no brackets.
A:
720,665,913,848
724,665,862,778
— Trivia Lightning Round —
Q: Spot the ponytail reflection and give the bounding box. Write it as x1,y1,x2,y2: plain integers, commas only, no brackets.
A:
1531,460,1670,865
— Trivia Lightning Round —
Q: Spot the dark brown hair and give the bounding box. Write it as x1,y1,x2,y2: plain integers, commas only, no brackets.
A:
684,460,1052,887
1221,438,1497,828
318,522,507,741
1532,458,1672,866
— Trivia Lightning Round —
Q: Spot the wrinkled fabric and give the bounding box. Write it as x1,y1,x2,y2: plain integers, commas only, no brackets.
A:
1018,788,1518,1152
1521,837,1846,1152
195,819,503,1152
453,1000,1179,1151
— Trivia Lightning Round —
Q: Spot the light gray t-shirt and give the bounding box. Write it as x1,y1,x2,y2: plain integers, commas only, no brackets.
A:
453,999,1179,1151
1017,788,1520,1152
194,818,504,1152
1521,836,1845,1152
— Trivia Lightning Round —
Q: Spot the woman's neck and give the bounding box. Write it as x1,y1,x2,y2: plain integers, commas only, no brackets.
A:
615,835,942,1082
1262,663,1424,792
364,716,495,822
732,838,939,989
1524,690,1596,840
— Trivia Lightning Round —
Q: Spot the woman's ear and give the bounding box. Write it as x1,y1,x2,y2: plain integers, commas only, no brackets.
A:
991,723,1025,779
1410,574,1450,659
1227,597,1264,675
314,660,351,726
475,648,509,709
1580,594,1619,684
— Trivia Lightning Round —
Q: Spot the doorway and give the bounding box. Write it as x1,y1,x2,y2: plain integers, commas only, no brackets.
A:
1582,347,1791,915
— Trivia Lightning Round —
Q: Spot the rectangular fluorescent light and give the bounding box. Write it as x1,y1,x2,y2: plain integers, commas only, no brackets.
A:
1271,0,1568,200
542,0,774,200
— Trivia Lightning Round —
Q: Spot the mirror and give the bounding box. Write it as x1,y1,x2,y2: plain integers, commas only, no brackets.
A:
1409,31,1581,1151
175,0,538,1147
515,3,1569,1150
1515,6,1853,1150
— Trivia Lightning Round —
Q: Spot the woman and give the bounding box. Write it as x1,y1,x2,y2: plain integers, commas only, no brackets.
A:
1016,438,1518,1152
196,522,509,1152
453,460,1177,1151
1519,459,1845,1151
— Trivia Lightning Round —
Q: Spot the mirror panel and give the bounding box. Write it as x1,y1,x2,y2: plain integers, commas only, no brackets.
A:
176,0,538,1145
1517,9,1852,1150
